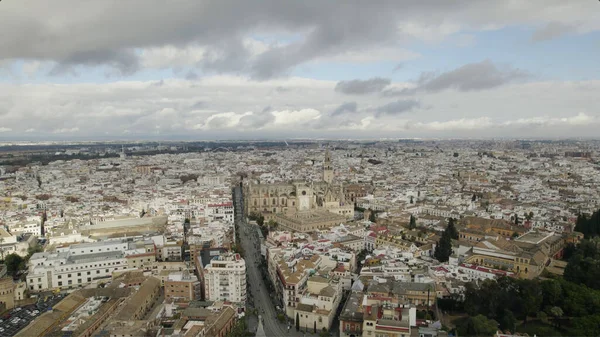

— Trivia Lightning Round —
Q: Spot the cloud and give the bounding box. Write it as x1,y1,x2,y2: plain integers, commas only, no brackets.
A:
385,60,529,97
408,117,493,131
375,99,420,117
0,75,599,139
50,50,139,76
406,113,598,132
418,60,529,92
0,127,12,132
531,22,575,42
1,2,598,79
331,102,358,116
238,111,275,128
52,127,80,134
335,77,391,95
190,101,207,110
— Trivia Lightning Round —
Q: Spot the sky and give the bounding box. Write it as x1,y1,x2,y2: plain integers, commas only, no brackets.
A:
0,1,599,141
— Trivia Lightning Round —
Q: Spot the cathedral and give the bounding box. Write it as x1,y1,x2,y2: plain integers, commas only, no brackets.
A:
244,149,354,232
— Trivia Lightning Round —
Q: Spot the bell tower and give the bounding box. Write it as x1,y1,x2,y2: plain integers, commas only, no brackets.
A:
323,148,333,184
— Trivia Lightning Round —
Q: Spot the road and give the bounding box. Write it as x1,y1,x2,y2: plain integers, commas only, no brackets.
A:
234,186,308,337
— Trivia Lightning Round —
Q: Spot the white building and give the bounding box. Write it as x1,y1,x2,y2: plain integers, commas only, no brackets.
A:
26,238,154,292
203,252,246,304
205,202,234,223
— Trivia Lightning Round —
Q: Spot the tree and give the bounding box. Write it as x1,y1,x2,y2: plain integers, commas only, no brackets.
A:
471,194,477,202
314,321,317,334
320,328,329,337
296,313,300,331
514,214,520,225
447,218,459,240
525,211,534,221
434,231,452,262
368,210,377,223
457,315,498,337
410,196,414,204
550,306,563,328
575,210,600,238
409,215,417,230
5,253,25,277
499,309,517,332
453,152,459,157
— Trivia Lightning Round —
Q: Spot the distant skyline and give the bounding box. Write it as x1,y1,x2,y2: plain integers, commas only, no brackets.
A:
1,1,599,140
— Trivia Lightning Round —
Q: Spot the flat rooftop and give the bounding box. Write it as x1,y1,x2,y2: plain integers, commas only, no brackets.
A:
516,231,555,245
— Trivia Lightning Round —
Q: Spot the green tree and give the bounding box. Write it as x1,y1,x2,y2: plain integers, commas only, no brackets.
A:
446,218,459,240
525,211,534,221
409,215,417,230
457,315,498,337
320,328,329,337
368,209,377,223
537,311,549,324
550,306,563,328
571,314,600,337
296,313,300,332
499,309,517,332
434,231,452,262
518,279,542,322
5,253,26,277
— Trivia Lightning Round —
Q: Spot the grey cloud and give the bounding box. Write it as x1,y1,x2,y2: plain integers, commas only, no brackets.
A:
418,60,529,92
375,99,420,117
0,1,595,79
238,112,275,128
50,49,139,76
381,87,416,97
384,60,529,97
335,77,391,95
207,116,231,129
275,86,292,93
190,101,206,110
331,102,358,116
261,105,272,113
185,71,199,80
531,22,575,42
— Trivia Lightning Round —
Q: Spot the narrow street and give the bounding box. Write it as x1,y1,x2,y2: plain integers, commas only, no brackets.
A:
234,185,309,337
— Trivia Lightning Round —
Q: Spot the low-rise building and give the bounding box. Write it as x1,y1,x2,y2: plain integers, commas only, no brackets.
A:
165,270,201,302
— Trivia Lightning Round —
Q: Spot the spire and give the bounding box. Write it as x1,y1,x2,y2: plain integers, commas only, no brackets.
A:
323,148,333,184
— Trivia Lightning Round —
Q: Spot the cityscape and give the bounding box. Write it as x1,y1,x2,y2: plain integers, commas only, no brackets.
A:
2,1,600,336
0,140,598,336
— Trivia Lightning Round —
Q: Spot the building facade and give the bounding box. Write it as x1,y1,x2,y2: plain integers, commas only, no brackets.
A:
203,252,246,304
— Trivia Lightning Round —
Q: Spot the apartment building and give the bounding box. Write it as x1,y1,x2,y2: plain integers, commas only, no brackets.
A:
165,270,201,301
203,252,246,304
